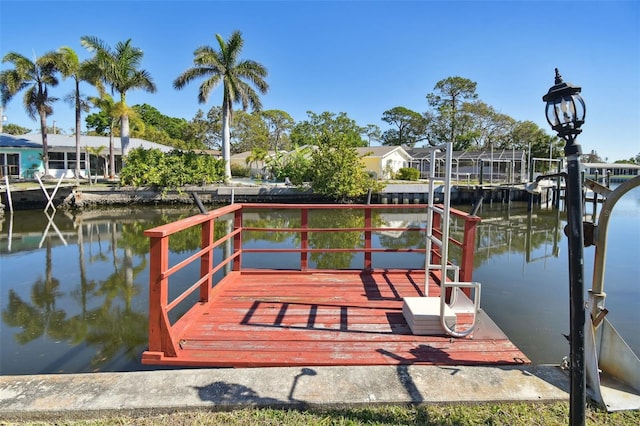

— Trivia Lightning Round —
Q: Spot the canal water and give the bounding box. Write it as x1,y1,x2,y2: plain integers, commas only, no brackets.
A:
1,189,638,375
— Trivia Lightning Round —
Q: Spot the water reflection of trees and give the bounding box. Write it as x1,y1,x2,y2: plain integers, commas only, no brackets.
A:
308,209,365,269
242,209,299,244
1,208,195,372
2,238,67,345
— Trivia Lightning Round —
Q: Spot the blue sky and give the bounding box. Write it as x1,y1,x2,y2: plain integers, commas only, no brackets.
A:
1,0,638,161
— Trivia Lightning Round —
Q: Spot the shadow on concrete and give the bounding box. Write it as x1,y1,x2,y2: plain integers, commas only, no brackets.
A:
195,367,319,408
195,381,286,407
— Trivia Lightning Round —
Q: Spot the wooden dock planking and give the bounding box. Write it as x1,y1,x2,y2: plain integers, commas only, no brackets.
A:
149,270,530,368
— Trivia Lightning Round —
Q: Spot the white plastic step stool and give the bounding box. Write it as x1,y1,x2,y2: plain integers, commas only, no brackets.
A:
402,297,456,335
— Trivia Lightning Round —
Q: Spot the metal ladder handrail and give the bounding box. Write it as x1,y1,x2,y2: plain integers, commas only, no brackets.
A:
424,142,481,338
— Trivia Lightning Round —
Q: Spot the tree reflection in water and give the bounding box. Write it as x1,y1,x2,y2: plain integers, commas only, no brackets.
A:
3,238,66,345
1,208,195,373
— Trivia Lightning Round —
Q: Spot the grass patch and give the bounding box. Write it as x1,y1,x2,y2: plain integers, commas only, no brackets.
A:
7,403,639,425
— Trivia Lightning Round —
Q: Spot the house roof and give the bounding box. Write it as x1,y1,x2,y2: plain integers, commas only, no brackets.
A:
17,133,175,153
0,133,42,148
355,146,410,158
191,148,222,157
583,162,640,170
408,147,527,161
231,150,289,161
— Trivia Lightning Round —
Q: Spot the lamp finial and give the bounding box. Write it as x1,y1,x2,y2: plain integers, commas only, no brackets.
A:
554,68,563,85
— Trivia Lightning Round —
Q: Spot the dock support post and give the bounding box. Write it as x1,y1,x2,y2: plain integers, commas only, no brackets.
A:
364,208,372,270
300,208,308,271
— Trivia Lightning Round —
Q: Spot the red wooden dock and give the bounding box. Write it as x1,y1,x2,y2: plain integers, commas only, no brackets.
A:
141,203,529,368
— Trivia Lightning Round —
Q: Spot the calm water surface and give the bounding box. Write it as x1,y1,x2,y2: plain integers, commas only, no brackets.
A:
1,189,638,375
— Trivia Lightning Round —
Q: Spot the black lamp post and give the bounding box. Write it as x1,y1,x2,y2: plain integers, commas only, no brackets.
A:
543,68,586,426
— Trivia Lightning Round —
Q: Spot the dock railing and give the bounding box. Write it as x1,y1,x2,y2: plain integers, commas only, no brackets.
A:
143,203,480,361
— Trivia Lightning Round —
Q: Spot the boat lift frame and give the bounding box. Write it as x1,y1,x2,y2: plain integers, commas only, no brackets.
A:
583,175,640,411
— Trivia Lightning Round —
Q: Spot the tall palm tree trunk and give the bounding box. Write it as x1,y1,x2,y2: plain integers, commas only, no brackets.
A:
121,114,130,158
109,127,115,178
39,112,50,177
75,79,81,183
222,100,232,180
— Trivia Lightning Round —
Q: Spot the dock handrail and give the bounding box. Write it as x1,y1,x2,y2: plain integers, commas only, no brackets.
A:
143,203,480,361
425,143,482,337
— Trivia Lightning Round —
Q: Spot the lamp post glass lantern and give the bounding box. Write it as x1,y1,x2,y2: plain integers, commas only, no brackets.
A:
543,68,586,426
543,68,586,150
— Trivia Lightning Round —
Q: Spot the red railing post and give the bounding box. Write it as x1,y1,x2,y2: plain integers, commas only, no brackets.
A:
364,207,372,270
233,208,242,271
460,216,480,282
200,217,214,301
301,207,308,271
432,209,442,265
148,235,169,353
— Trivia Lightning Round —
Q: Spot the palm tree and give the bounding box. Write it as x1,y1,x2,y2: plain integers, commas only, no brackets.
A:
80,36,156,158
86,145,107,184
89,93,120,178
55,46,97,183
0,51,59,177
245,146,268,177
174,30,269,180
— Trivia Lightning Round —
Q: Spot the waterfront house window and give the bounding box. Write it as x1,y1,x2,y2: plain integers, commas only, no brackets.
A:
0,153,20,177
48,152,65,170
67,152,86,167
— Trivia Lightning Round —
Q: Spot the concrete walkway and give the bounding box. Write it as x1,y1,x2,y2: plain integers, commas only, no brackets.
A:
0,365,569,421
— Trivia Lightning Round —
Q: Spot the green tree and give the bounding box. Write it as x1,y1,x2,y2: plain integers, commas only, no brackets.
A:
629,153,640,165
119,147,224,188
81,36,156,157
426,76,478,150
381,106,430,147
267,145,314,184
291,111,366,148
174,30,269,180
231,110,269,153
1,123,31,135
132,103,191,142
55,46,97,181
363,124,381,147
86,104,114,136
183,107,222,150
119,147,165,187
508,120,560,172
262,109,294,151
310,133,384,201
1,51,60,176
462,101,515,149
